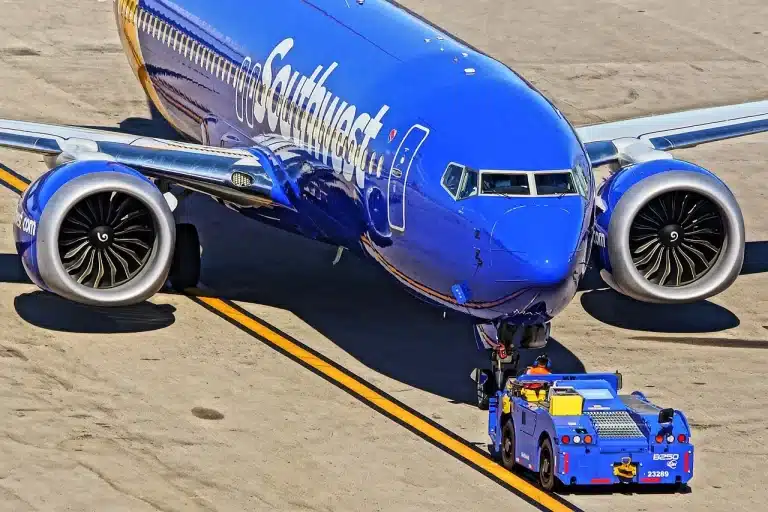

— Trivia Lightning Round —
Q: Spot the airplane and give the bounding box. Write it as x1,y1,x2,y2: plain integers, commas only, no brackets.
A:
2,0,766,408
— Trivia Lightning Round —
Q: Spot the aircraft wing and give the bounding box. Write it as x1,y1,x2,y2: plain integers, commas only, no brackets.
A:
575,100,768,167
0,119,288,208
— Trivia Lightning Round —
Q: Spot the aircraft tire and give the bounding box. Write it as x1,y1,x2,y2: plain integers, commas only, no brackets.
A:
169,223,201,291
475,368,495,410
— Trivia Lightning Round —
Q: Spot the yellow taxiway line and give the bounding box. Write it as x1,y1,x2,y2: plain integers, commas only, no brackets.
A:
0,167,582,512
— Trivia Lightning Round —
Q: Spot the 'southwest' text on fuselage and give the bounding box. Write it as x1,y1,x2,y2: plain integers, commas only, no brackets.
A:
233,37,390,187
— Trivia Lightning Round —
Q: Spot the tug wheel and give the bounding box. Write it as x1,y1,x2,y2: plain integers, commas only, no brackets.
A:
538,438,558,491
500,418,517,470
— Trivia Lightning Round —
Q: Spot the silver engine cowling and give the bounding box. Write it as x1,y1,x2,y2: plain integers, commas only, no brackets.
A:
599,168,745,303
17,166,176,306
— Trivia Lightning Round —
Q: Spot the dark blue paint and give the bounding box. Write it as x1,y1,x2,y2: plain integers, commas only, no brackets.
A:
114,0,598,331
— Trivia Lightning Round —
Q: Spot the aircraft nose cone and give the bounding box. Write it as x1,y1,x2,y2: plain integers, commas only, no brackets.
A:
491,205,582,286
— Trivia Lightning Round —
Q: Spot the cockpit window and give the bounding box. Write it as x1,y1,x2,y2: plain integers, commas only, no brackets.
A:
571,168,588,198
444,166,585,200
457,168,478,199
441,163,464,196
534,172,575,195
442,163,478,200
480,172,531,195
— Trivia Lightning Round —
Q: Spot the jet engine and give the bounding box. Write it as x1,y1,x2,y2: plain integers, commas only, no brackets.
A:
594,159,744,303
14,160,176,306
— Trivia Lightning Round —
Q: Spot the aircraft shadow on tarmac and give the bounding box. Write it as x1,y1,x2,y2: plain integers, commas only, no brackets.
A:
98,108,588,405
3,111,764,405
180,197,765,404
181,191,586,405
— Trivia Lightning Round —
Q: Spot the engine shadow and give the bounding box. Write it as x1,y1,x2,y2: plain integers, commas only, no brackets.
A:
185,193,585,405
14,291,176,334
579,290,740,333
0,254,177,334
577,240,768,333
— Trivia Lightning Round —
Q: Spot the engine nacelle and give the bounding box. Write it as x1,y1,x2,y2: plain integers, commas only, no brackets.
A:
594,159,744,303
14,160,176,306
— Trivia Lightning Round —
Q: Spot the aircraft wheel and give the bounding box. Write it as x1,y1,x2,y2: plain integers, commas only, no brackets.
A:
169,223,201,291
501,418,517,470
475,368,495,410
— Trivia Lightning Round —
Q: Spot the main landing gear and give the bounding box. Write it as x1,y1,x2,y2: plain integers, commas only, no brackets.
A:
472,322,551,410
169,223,201,291
157,181,202,292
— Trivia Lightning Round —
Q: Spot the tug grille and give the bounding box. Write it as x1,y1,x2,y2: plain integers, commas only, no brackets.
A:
585,411,644,439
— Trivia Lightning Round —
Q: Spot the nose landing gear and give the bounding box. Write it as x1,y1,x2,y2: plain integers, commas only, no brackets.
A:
472,344,520,409
471,322,550,409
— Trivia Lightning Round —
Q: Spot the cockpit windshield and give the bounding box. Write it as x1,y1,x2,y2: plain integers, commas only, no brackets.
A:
480,173,530,195
534,172,576,195
441,165,588,200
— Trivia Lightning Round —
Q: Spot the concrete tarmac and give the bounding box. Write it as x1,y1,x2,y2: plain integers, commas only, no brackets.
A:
0,1,765,511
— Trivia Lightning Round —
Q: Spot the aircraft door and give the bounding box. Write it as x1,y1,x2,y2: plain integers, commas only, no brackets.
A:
387,124,430,232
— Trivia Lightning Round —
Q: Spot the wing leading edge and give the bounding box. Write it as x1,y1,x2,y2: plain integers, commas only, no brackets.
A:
0,119,290,208
576,100,768,167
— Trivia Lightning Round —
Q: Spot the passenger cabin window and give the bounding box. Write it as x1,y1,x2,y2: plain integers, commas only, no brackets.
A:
534,172,576,195
480,173,530,195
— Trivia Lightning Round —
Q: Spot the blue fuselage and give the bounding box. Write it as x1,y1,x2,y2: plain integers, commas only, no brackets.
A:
115,0,595,325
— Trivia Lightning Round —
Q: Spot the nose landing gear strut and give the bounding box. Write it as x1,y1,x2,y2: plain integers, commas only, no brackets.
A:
473,344,520,410
471,322,550,409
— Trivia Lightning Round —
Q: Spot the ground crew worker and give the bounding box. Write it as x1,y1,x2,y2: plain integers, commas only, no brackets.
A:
525,354,552,375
